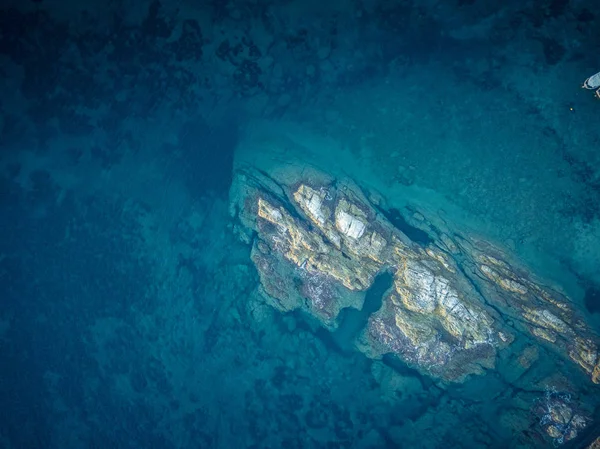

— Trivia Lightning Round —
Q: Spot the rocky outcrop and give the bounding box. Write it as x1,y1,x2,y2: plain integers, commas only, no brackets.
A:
358,252,510,382
464,243,600,384
230,165,600,385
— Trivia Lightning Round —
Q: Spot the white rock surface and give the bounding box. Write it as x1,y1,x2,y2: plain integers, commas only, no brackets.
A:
335,209,366,239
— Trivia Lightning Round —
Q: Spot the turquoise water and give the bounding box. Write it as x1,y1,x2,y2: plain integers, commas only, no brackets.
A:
1,1,600,448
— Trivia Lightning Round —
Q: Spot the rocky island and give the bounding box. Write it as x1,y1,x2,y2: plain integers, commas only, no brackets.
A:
230,155,600,445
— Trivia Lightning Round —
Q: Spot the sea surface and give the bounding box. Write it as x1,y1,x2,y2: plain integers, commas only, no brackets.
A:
1,1,599,448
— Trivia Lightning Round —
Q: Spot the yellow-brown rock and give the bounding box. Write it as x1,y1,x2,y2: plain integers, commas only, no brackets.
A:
473,247,600,383
232,167,600,384
257,196,378,291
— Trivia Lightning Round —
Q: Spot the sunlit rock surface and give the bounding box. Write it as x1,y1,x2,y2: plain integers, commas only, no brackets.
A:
231,164,600,387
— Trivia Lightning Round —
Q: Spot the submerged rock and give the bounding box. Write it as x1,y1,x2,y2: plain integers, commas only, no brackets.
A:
532,387,591,445
230,165,600,385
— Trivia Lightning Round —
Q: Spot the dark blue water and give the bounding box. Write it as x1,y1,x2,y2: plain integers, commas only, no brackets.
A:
1,1,600,448
329,272,394,353
375,207,431,246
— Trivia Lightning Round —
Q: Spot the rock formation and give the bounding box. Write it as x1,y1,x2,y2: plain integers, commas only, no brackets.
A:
230,164,600,387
